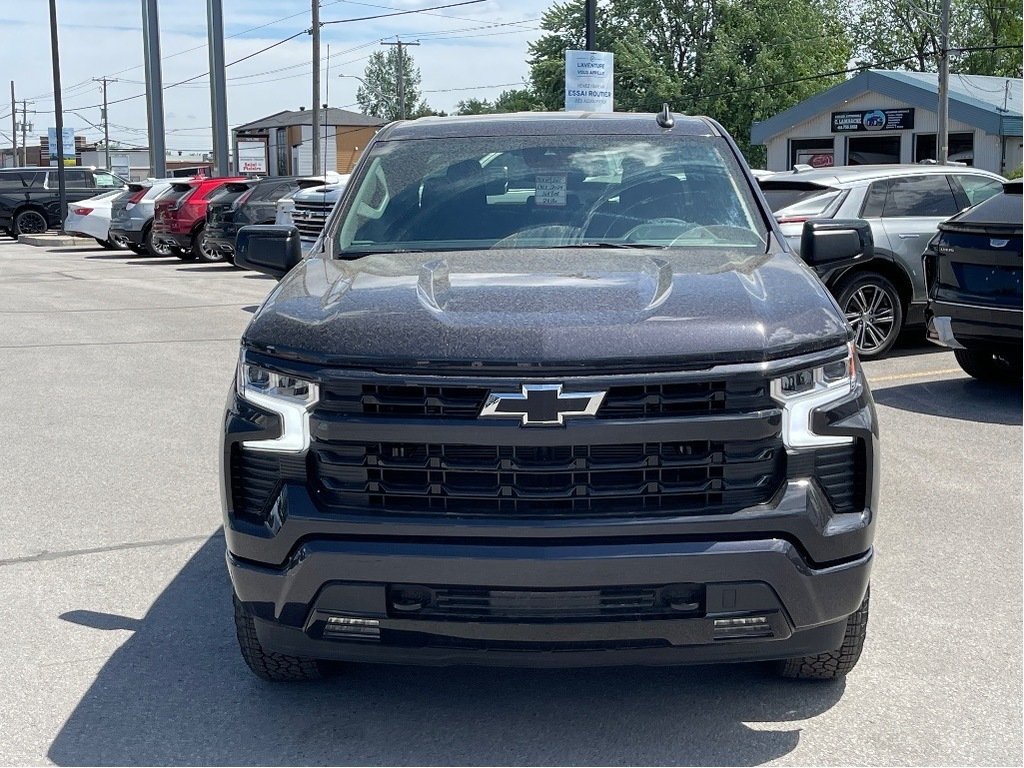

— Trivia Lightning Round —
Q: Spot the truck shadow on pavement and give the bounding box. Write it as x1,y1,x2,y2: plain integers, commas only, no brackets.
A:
872,377,1022,426
48,535,845,767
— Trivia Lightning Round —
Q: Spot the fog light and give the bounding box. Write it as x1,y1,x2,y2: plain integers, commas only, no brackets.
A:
322,616,381,641
713,615,773,640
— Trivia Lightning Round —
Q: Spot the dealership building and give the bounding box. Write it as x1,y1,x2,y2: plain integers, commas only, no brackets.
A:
751,69,1022,175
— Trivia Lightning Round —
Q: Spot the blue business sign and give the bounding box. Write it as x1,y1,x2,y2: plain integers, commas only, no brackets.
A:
831,109,914,132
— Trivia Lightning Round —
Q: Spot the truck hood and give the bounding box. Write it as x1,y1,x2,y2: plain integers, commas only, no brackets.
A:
243,248,850,370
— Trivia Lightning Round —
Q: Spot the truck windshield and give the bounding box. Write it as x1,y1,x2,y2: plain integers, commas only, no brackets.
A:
334,135,767,255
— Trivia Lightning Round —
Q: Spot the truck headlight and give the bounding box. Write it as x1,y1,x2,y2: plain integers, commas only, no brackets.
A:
236,353,319,453
771,343,856,448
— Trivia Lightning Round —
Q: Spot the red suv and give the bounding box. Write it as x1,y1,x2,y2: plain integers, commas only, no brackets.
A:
153,176,245,261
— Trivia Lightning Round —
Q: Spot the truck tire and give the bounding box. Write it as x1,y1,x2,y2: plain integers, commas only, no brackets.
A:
13,208,48,237
954,348,1022,383
233,594,322,682
778,587,869,680
835,273,903,359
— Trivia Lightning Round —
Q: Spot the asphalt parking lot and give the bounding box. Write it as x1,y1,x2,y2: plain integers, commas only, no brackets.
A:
1,239,1021,766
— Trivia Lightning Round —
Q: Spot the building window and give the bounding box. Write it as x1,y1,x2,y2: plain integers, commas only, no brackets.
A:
276,128,288,176
914,132,974,165
847,135,901,165
789,138,835,169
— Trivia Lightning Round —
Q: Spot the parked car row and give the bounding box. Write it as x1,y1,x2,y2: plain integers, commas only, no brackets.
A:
758,163,1007,359
53,171,347,264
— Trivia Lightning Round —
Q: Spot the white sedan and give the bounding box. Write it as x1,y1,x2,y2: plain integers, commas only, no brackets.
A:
63,189,129,250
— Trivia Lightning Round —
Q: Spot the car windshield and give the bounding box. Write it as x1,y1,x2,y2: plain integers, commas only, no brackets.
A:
333,134,767,255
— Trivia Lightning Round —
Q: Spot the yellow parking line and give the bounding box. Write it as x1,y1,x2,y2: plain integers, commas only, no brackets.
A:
867,368,963,384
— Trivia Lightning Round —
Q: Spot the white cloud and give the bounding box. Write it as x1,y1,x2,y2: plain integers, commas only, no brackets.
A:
0,0,553,153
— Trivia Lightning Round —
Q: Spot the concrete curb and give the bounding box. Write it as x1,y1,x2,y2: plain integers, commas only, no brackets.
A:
17,234,96,247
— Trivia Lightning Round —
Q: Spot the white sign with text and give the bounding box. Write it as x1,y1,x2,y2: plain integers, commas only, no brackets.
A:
565,50,614,112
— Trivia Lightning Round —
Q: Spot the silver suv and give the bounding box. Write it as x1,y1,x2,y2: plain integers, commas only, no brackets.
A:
108,179,178,256
760,164,1004,357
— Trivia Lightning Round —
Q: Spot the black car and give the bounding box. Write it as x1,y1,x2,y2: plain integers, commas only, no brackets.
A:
206,176,328,262
0,166,126,237
924,180,1022,381
224,111,878,681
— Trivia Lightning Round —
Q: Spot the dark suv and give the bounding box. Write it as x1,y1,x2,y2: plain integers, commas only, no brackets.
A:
206,176,332,262
224,112,878,681
0,166,126,237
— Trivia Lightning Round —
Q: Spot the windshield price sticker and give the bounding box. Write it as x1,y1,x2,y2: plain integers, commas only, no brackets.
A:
535,174,567,206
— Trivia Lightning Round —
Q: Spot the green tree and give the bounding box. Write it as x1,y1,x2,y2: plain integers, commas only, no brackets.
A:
527,0,852,160
357,47,434,121
493,88,545,112
455,97,496,115
856,0,1022,76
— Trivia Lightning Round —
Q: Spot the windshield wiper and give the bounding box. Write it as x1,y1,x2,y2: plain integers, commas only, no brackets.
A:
549,242,668,249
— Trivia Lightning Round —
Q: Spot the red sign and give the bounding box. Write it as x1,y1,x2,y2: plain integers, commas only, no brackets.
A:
810,153,834,168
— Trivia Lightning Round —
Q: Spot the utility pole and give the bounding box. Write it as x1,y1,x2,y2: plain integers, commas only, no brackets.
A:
141,0,167,177
9,82,16,168
207,0,229,176
93,77,117,170
381,39,419,120
19,101,32,167
48,0,68,229
936,0,951,164
324,42,330,175
585,0,596,51
311,0,321,177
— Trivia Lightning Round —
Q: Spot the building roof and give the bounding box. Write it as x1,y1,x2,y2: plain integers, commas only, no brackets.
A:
751,69,1023,144
234,108,385,133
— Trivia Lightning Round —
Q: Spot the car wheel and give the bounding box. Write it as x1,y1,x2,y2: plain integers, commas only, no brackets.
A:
192,224,223,263
95,237,127,250
954,349,1022,383
836,273,903,359
778,587,869,680
13,209,48,237
233,594,322,682
144,225,174,257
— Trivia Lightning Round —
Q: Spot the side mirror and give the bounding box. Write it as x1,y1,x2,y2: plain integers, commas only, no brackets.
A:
235,225,302,279
800,219,874,269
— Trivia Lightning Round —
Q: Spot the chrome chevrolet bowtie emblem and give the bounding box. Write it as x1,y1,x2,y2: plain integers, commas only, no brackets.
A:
480,384,606,426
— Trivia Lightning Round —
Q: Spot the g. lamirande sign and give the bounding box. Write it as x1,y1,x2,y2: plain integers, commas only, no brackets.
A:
565,50,614,112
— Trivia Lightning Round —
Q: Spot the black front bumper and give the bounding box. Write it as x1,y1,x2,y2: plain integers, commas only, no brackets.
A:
926,300,1023,352
230,532,868,667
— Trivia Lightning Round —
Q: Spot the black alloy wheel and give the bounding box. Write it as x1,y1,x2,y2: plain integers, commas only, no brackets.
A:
13,209,48,237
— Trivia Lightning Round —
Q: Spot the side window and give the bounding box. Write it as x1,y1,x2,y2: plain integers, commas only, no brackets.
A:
63,169,92,189
860,180,888,218
93,172,120,188
956,175,1002,207
883,175,958,217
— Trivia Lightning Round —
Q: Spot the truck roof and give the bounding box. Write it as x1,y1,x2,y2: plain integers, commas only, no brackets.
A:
378,111,719,140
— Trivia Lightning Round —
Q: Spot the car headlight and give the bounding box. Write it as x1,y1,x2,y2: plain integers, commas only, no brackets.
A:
770,343,856,448
236,352,319,453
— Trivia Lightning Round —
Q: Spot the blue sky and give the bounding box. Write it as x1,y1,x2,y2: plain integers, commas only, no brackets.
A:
0,0,553,153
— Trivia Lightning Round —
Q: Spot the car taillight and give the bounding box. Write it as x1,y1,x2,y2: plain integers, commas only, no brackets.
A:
232,188,254,210
125,187,147,210
72,207,93,215
172,189,195,211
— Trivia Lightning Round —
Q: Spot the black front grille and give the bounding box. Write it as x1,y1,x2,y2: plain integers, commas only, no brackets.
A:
318,379,773,420
387,583,704,621
312,438,784,518
814,443,865,514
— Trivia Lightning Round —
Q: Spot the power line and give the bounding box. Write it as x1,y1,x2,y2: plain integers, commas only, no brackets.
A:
321,0,486,27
